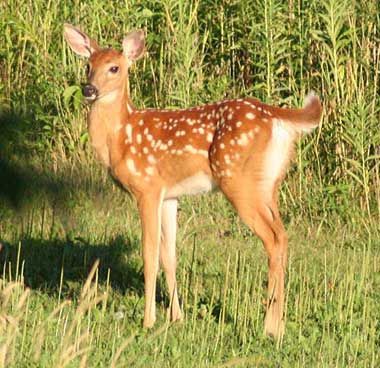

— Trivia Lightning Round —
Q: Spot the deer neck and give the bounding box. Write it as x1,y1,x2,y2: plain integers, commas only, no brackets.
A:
87,82,133,168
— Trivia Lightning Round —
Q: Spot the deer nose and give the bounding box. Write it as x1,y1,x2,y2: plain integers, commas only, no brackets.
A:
83,84,98,99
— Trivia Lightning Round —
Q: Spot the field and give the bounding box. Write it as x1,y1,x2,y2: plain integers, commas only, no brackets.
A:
1,0,379,367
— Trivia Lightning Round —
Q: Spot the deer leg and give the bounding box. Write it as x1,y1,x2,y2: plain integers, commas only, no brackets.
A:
220,181,287,340
160,199,182,322
245,202,286,339
263,185,289,339
137,189,165,328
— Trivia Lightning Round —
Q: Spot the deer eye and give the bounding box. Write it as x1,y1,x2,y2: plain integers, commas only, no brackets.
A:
109,66,119,73
85,64,90,76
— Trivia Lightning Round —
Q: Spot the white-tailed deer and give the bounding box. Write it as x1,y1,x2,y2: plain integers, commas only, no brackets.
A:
64,24,322,340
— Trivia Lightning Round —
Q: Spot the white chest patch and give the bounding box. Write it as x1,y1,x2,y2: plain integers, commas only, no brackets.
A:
165,172,216,199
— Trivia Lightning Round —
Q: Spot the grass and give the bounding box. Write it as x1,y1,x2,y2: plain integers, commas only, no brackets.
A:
0,0,380,366
0,204,379,367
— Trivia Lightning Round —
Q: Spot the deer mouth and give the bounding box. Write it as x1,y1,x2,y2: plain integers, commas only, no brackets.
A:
84,94,97,102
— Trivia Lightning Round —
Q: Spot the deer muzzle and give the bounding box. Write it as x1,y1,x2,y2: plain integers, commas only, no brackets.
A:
83,84,98,101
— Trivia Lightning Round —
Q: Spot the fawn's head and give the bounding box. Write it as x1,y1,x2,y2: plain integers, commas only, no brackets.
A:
63,24,145,103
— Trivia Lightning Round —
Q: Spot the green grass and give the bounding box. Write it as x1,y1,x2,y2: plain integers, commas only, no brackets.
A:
0,201,379,367
0,0,380,366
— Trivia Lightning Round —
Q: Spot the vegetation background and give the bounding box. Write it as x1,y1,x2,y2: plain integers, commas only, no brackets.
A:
0,0,379,366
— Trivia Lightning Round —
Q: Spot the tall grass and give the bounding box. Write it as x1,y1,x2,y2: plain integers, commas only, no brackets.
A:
1,0,379,217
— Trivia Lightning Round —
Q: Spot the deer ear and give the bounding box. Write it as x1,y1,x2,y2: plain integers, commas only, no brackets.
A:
63,23,99,58
122,30,145,67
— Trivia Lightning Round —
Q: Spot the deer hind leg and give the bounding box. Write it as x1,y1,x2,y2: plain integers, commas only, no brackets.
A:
220,178,288,340
262,192,288,340
160,199,182,322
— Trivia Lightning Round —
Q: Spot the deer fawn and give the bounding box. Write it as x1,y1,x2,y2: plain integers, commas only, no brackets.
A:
64,24,322,340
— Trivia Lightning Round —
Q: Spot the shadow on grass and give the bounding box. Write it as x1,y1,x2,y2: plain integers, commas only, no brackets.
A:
0,109,146,301
0,235,143,298
0,108,119,211
0,109,71,210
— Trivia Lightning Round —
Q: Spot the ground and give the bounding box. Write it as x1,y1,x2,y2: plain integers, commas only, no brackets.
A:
0,182,379,367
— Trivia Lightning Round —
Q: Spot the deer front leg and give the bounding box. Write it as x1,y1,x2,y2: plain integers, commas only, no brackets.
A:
160,199,182,322
137,190,165,328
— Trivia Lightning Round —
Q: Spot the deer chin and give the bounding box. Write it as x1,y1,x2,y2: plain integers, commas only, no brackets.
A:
84,95,97,103
92,90,119,104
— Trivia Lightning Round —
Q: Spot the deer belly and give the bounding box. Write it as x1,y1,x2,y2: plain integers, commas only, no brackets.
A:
165,172,216,199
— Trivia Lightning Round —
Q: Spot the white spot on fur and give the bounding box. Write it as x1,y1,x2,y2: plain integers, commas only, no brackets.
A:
184,145,197,154
237,133,249,146
246,112,255,120
126,159,140,176
145,167,154,176
126,124,133,142
147,155,156,164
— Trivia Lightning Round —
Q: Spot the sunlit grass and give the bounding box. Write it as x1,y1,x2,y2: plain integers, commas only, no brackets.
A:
0,198,379,367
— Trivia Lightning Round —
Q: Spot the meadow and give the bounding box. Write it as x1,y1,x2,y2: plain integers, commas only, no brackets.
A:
0,0,379,366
